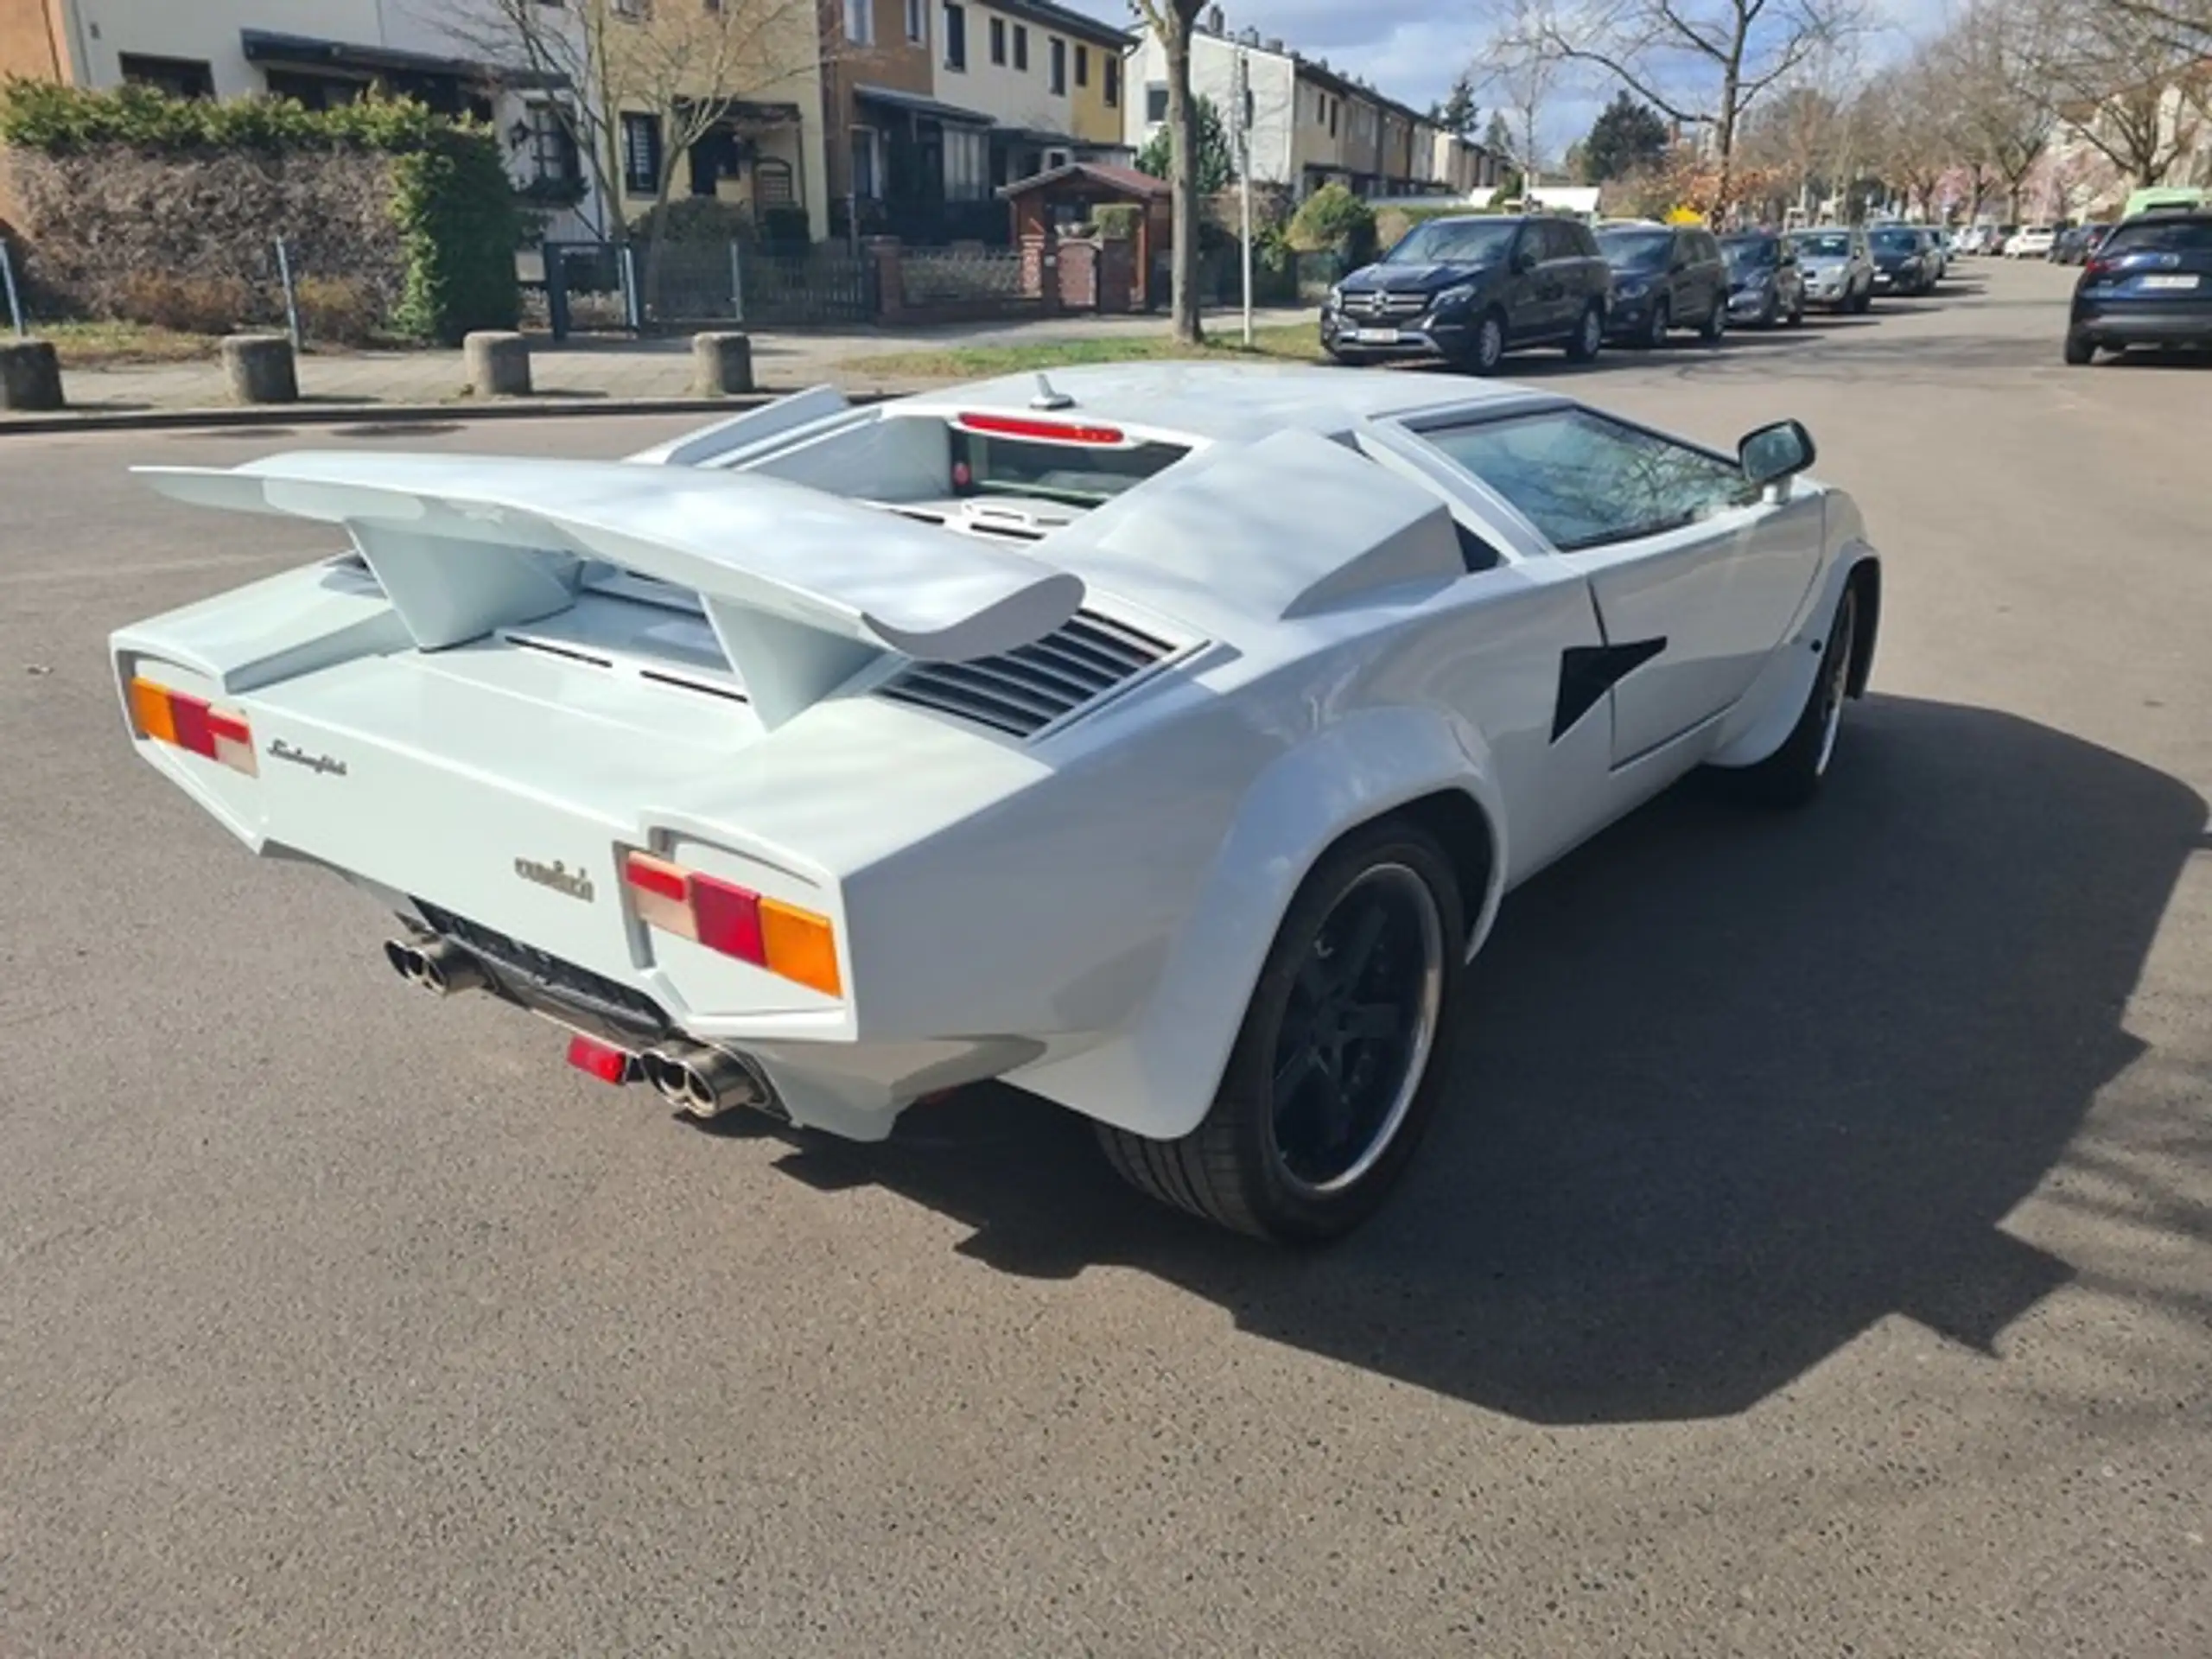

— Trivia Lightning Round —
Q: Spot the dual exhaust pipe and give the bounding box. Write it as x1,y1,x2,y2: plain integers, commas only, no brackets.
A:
381,936,777,1121
383,936,485,997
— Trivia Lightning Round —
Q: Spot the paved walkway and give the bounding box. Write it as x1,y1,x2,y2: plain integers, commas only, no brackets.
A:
6,303,1318,423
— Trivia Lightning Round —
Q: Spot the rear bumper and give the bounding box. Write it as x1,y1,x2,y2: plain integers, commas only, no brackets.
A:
2071,301,2212,347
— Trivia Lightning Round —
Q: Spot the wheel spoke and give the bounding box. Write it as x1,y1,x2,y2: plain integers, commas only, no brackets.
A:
1341,1001,1403,1042
1274,1042,1321,1099
1340,903,1389,987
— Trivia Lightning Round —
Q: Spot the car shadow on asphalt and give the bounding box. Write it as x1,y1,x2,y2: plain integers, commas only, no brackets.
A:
711,695,2206,1424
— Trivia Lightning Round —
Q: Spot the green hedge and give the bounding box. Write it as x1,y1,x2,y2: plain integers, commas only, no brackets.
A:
0,79,519,342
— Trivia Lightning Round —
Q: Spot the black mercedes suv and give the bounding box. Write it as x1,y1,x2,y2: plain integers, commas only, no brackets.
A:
1321,214,1612,374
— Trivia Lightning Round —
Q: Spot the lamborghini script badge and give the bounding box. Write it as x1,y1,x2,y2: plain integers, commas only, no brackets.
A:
266,739,347,776
514,858,595,903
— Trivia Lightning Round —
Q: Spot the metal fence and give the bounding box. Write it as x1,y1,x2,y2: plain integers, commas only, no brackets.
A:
540,238,877,334
899,245,1027,307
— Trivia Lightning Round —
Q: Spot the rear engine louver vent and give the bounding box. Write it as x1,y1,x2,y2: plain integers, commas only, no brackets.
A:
877,608,1182,738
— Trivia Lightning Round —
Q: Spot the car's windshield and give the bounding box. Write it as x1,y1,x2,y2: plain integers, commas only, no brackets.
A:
1722,238,1777,270
1796,232,1851,257
1870,229,1917,254
1382,219,1520,264
2101,218,2212,255
949,431,1188,507
1597,229,1673,270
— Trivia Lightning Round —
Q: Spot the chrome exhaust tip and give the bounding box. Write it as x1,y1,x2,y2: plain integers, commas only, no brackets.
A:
382,936,484,997
640,1043,773,1120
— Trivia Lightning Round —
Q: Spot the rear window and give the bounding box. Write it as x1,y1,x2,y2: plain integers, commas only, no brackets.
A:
950,430,1188,507
1598,228,1673,269
2101,218,2212,255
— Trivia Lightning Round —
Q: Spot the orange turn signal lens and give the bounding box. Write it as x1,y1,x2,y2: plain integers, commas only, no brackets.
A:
760,899,842,997
129,677,177,746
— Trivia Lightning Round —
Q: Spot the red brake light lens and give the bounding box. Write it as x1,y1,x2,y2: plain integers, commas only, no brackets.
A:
128,675,256,775
565,1032,636,1084
955,411,1127,445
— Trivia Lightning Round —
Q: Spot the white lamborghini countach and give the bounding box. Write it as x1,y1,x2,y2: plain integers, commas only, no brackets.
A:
113,365,1880,1242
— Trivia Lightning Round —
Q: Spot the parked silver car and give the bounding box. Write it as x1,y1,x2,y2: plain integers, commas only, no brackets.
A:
1788,226,1875,313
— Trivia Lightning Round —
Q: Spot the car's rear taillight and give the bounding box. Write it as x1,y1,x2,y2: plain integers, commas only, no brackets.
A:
129,676,256,775
622,849,842,996
2083,257,2117,281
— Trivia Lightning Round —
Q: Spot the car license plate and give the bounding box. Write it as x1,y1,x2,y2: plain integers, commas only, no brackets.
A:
2141,274,2200,289
1351,327,1402,343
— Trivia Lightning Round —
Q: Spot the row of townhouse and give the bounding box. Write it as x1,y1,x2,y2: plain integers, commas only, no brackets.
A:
1122,16,1503,203
0,0,1133,246
0,1,1492,247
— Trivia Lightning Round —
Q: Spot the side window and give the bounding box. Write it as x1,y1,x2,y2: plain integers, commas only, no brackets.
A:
1416,409,1754,552
1535,221,1569,262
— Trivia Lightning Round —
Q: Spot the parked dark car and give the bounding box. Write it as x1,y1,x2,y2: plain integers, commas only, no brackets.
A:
1719,232,1807,327
1867,226,1935,296
2065,209,2212,364
2054,223,2113,265
1321,214,1612,374
1594,222,1728,346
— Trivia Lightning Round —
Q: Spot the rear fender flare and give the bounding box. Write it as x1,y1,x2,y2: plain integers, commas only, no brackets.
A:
1008,706,1508,1140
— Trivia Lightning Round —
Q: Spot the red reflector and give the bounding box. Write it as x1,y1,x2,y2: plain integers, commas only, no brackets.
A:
690,871,766,965
956,411,1126,445
624,850,690,902
167,692,217,759
566,1032,634,1084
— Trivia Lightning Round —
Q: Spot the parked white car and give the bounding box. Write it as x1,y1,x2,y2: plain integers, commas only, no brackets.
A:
2005,226,2057,258
113,367,1884,1242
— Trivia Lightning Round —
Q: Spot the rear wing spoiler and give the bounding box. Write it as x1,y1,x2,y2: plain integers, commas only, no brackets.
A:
135,450,1084,728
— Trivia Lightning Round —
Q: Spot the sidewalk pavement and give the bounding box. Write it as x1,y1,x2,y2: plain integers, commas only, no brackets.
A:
3,303,1319,429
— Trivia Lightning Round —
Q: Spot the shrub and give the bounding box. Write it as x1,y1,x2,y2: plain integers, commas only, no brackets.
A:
1094,203,1141,241
627,195,753,245
111,272,251,334
293,275,382,345
0,80,518,343
1287,184,1376,266
758,205,810,250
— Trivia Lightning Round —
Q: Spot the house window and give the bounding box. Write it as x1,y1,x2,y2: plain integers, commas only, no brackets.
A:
989,16,1006,63
524,102,581,192
1049,37,1065,94
906,0,925,41
851,126,882,200
621,111,662,194
843,0,872,46
944,3,966,69
118,54,214,99
1104,55,1120,107
1076,44,1089,86
944,126,988,201
1145,82,1166,124
1329,98,1338,137
1013,24,1027,70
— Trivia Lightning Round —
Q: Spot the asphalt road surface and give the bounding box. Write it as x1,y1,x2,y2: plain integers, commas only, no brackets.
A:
3,259,2207,1656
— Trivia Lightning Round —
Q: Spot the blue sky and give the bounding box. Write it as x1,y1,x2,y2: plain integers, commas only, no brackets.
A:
1070,0,1947,156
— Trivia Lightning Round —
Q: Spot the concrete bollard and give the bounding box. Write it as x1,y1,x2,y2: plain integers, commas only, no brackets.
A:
220,334,298,405
464,330,532,397
0,338,64,411
692,330,753,396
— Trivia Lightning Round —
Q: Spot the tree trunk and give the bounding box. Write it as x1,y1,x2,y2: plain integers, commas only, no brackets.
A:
1166,16,1203,345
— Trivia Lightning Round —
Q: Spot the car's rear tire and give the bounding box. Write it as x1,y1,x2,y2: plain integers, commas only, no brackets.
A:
1094,821,1463,1243
2063,329,2096,365
1786,296,1805,327
1463,310,1507,375
1565,302,1605,363
1850,284,1872,315
1725,582,1861,810
1642,299,1670,349
1700,298,1726,343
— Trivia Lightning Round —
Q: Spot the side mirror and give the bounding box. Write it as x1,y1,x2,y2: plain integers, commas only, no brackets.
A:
1739,419,1816,494
1512,245,1538,274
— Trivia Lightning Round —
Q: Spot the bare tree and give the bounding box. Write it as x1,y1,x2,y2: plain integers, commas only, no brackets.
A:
2029,0,2209,188
1475,0,1568,191
1930,0,2056,222
1133,0,1211,345
432,0,825,276
1509,0,1871,206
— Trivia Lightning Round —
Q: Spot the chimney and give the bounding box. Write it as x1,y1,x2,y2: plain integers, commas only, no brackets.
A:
1204,5,1224,33
1263,36,1282,53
